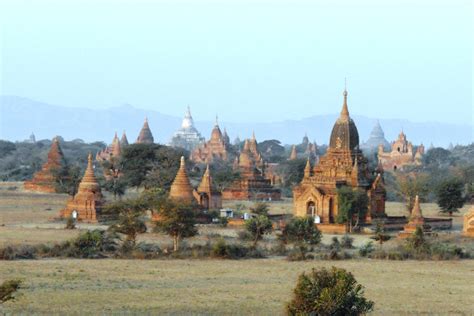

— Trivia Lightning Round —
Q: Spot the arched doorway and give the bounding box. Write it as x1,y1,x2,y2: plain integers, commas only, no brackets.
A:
306,201,316,217
200,194,209,209
328,198,334,223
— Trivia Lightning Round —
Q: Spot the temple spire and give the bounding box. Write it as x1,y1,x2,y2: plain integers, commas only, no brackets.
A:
341,85,349,119
411,195,423,219
304,157,311,178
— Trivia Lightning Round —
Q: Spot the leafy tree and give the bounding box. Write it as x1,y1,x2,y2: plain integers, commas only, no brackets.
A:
395,173,429,212
276,158,307,189
0,140,16,159
103,177,127,200
250,202,270,216
405,226,430,253
436,178,465,216
0,279,22,304
209,162,241,191
107,199,148,248
370,222,391,246
245,215,273,247
53,164,82,196
287,267,374,315
336,187,368,232
120,144,159,188
423,147,454,167
154,198,198,252
280,217,321,258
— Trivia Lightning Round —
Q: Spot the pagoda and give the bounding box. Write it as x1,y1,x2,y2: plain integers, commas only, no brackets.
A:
463,207,474,238
24,137,66,193
222,134,281,201
399,195,431,237
193,164,222,209
96,132,121,162
120,131,129,147
169,107,205,151
289,145,298,160
190,117,229,163
293,88,386,230
60,153,104,222
136,117,154,144
169,156,195,204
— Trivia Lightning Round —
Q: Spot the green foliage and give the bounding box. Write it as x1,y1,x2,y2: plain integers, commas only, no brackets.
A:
436,178,465,215
0,279,22,304
359,242,375,257
107,199,148,248
52,164,82,196
405,227,430,254
245,215,273,247
286,266,374,315
210,239,259,259
370,222,391,246
207,161,241,191
280,217,322,246
395,173,429,211
120,144,186,190
103,177,127,200
153,198,198,251
423,147,455,167
341,234,354,249
250,202,270,216
336,186,368,231
0,140,16,159
275,158,307,196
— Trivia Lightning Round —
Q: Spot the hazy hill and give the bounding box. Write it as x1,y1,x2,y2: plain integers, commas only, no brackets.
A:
1,95,472,147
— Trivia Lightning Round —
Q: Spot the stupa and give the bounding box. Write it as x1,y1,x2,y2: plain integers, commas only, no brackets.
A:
60,153,104,222
136,117,154,144
169,107,205,151
169,156,195,204
24,137,66,193
399,195,431,237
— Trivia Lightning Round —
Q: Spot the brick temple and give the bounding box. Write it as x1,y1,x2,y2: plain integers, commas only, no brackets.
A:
24,137,66,193
293,89,386,231
222,134,281,201
190,118,229,163
136,117,154,144
378,131,424,171
60,153,104,222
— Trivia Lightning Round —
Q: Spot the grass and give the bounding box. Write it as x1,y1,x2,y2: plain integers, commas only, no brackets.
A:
1,259,473,315
1,181,474,314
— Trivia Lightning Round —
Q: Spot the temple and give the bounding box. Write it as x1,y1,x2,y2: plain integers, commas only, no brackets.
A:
169,107,205,151
190,117,229,163
463,207,474,237
399,195,431,237
169,156,195,204
25,137,66,193
136,118,154,144
96,132,121,162
378,131,424,171
222,134,281,201
120,131,129,147
193,164,222,209
60,153,104,222
289,145,298,160
292,89,386,231
360,121,390,152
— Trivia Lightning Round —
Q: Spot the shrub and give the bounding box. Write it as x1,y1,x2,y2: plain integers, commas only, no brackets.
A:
329,236,341,251
341,234,354,249
65,217,76,230
359,241,375,257
286,267,374,315
211,239,263,259
245,215,273,247
0,245,37,260
0,279,22,304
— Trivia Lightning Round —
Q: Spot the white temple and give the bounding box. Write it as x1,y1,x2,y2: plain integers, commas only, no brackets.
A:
169,107,205,152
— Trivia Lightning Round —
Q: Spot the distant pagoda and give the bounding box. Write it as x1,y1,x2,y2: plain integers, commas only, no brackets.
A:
60,153,104,222
136,118,154,144
24,137,66,193
361,121,390,152
169,107,205,151
96,132,121,162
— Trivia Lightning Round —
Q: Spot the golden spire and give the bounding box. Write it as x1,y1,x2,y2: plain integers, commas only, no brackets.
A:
410,195,423,219
289,145,297,160
197,164,212,193
341,82,349,120
169,156,194,202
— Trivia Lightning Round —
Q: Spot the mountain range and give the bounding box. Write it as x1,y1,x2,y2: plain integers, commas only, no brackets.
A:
1,95,472,147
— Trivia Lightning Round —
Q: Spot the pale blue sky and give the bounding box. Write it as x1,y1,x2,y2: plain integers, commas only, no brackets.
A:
0,0,472,124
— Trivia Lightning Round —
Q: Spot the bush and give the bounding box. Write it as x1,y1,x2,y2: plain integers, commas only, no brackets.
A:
329,236,341,251
0,245,37,260
359,242,375,257
341,234,354,249
65,217,76,230
0,279,22,304
286,267,374,315
211,239,264,259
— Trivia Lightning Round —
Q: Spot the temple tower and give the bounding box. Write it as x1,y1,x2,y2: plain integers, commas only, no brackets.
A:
169,156,194,203
136,117,154,144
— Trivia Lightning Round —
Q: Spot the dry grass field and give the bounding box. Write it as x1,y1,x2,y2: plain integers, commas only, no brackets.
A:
1,182,474,315
1,259,473,315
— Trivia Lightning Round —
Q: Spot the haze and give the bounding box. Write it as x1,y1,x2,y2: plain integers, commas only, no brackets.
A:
0,0,472,125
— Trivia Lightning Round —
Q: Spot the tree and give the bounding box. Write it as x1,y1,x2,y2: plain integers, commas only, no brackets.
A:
0,279,22,304
245,215,273,247
336,187,368,232
154,198,198,252
280,216,322,258
436,178,465,216
53,164,82,196
103,177,127,200
395,173,429,212
107,199,148,248
370,222,391,246
287,267,374,315
250,202,270,216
